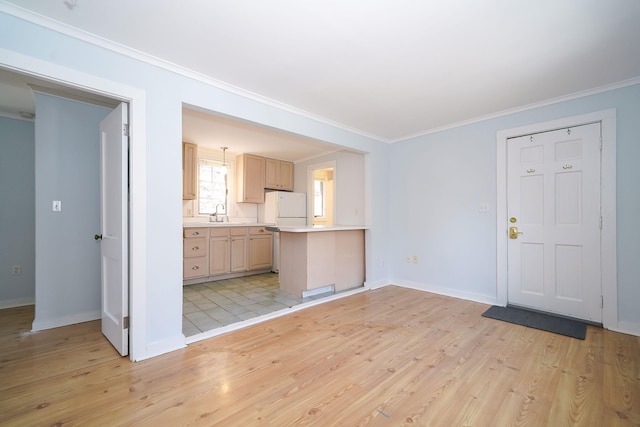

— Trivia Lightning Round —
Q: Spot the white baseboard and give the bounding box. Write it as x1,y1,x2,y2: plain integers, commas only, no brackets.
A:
31,310,100,331
391,279,498,306
139,335,187,361
363,278,391,289
611,321,640,337
0,298,35,309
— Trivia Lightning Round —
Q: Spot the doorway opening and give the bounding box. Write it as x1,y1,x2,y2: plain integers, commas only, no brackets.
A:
0,64,142,360
307,161,337,227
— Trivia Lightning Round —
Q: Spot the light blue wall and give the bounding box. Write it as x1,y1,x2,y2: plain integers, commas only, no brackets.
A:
294,150,366,226
390,83,640,326
0,116,35,306
4,10,635,353
1,11,391,355
32,92,111,330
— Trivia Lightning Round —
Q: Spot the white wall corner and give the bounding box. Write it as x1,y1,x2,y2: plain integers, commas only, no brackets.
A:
138,335,187,362
0,298,35,310
392,279,498,306
31,310,100,331
364,278,391,290
611,321,640,338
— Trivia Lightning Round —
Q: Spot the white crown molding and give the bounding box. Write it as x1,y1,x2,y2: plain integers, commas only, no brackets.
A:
1,2,388,143
393,76,640,143
0,110,34,121
4,2,638,145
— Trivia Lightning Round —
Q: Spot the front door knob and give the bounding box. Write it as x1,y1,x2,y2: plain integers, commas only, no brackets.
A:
509,227,523,239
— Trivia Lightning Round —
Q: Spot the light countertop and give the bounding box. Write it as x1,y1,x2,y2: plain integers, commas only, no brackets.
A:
266,225,368,233
183,222,274,228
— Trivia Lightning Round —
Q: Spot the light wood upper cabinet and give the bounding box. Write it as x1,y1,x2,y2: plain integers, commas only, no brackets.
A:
236,154,265,203
265,158,294,191
182,142,197,200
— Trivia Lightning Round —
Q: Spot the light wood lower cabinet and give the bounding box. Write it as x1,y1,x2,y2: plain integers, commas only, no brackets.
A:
209,237,230,276
230,235,247,272
184,226,272,282
183,228,208,279
249,227,273,270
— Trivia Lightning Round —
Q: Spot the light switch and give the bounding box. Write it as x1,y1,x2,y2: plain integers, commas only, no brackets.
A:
52,200,62,212
478,202,489,213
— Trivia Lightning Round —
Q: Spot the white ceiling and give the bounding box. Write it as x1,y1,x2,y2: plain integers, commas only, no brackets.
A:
3,0,640,144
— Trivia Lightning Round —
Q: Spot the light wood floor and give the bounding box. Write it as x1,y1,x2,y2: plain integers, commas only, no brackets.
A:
1,286,639,426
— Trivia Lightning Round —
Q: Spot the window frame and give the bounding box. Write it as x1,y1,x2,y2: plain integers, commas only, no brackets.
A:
197,157,229,216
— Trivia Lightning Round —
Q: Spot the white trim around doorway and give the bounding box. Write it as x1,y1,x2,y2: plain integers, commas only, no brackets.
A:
496,109,617,331
1,48,149,361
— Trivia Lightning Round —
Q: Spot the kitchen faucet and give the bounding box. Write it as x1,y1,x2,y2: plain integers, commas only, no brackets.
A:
210,204,226,222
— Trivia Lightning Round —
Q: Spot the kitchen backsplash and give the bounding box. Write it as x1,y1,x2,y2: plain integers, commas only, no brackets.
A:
182,199,259,222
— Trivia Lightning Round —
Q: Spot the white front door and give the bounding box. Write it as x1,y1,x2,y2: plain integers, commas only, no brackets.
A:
507,123,602,322
99,103,129,356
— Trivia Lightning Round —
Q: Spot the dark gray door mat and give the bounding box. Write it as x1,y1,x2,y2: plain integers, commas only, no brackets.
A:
482,305,587,340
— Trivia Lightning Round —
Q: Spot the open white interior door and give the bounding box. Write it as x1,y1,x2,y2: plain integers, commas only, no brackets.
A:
99,103,129,356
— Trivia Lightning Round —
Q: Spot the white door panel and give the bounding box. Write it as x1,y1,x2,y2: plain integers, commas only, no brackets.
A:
100,102,129,356
507,123,601,322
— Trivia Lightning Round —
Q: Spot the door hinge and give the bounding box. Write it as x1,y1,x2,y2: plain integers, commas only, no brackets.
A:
123,124,129,137
600,216,603,229
123,316,129,329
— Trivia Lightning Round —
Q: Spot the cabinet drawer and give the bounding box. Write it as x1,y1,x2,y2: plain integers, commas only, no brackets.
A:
210,227,229,238
183,237,207,257
230,227,248,236
184,227,207,238
183,257,207,279
249,226,272,235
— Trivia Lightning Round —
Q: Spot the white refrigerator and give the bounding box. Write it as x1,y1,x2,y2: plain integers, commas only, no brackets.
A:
259,191,307,272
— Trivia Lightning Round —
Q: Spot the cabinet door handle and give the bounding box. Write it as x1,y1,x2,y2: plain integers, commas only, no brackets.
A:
193,231,200,236
192,266,199,270
192,246,199,250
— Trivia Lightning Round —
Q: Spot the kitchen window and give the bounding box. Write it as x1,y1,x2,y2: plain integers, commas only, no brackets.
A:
198,158,227,215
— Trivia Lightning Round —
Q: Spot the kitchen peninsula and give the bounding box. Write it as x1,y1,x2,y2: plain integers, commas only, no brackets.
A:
267,225,367,297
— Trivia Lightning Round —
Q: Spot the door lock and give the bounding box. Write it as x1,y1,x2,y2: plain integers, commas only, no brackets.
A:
509,227,523,239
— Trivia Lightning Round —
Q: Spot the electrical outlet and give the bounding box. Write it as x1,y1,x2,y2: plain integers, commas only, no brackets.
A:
406,256,411,264
412,255,418,264
186,207,193,216
11,265,22,275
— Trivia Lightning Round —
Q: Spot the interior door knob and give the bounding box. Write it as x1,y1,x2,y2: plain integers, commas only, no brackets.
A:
509,227,523,239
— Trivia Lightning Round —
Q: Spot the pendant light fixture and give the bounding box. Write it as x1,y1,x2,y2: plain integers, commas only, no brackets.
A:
221,146,228,175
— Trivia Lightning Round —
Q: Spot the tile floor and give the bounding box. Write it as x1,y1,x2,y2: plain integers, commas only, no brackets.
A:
183,272,330,337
